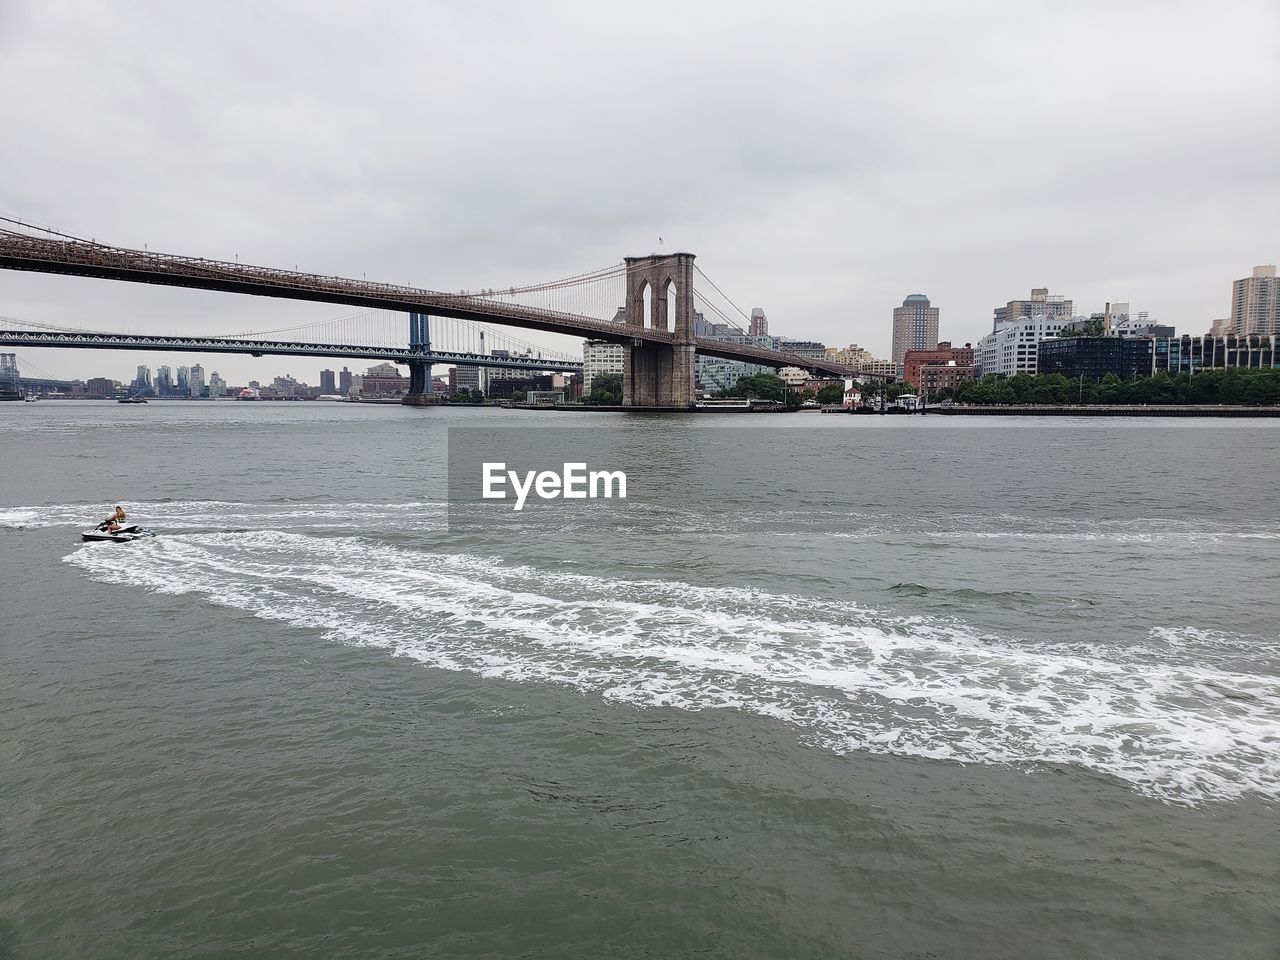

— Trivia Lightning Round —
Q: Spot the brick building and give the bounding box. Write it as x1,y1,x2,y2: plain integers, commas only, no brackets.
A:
902,342,975,387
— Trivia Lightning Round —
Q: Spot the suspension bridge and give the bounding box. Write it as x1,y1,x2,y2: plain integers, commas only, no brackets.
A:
0,218,887,407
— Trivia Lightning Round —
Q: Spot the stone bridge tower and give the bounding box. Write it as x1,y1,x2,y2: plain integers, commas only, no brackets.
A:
622,253,697,408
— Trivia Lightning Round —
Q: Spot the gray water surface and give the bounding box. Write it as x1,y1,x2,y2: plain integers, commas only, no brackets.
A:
2,402,1277,959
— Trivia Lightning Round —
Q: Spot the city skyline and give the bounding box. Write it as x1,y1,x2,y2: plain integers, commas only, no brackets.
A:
8,263,1268,386
1,2,1276,382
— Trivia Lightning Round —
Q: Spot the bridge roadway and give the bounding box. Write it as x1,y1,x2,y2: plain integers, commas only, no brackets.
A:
0,329,583,372
0,229,886,380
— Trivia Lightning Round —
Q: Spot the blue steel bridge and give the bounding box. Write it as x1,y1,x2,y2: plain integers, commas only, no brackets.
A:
0,218,888,406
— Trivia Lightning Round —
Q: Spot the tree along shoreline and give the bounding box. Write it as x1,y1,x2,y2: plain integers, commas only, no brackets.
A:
931,369,1280,407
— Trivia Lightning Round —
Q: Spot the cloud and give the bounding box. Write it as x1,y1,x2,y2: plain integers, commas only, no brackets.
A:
1,0,1277,381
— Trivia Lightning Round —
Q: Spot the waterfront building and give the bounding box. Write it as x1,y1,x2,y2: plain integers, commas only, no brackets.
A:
975,314,1072,378
858,357,899,378
208,372,226,398
825,344,874,367
917,362,977,398
85,377,115,398
361,363,409,396
176,366,190,395
749,308,769,337
1227,265,1278,336
0,354,20,398
1037,337,1154,380
802,378,842,393
903,342,975,387
1152,335,1278,374
455,365,481,393
154,365,173,396
582,339,624,394
486,374,555,399
692,312,777,392
133,365,151,393
891,295,939,372
697,356,773,393
779,366,810,387
320,369,336,394
189,364,205,398
339,367,353,394
486,348,538,390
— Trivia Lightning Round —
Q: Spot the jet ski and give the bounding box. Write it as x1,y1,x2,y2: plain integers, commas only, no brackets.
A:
81,522,156,543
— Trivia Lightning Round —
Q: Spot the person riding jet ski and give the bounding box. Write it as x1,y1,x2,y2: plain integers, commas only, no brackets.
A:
99,505,128,532
82,506,153,543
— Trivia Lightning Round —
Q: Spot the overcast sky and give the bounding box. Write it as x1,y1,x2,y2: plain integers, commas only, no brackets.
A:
1,0,1277,384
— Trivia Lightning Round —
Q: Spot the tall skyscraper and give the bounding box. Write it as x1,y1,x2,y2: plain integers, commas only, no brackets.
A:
891,295,940,370
339,366,353,394
1228,265,1278,336
208,372,226,398
749,308,768,337
320,369,336,394
189,364,205,397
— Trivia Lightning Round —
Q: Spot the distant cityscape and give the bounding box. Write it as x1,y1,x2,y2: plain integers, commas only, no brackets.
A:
3,263,1276,402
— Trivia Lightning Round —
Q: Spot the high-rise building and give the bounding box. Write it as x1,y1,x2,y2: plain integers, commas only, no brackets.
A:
339,366,353,394
176,366,190,395
189,364,205,398
320,369,336,394
891,295,940,371
154,365,173,396
208,372,226,398
582,340,624,394
1227,265,1278,336
749,308,768,337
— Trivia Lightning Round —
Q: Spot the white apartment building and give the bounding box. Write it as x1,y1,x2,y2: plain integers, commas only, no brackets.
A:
975,314,1071,378
779,366,810,386
582,339,624,394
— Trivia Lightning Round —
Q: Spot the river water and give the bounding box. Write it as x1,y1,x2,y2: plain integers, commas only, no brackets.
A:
1,402,1277,959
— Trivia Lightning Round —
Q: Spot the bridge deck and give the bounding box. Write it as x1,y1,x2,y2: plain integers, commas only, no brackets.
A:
0,228,886,379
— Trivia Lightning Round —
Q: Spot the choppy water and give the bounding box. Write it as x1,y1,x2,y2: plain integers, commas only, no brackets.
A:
1,402,1277,959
